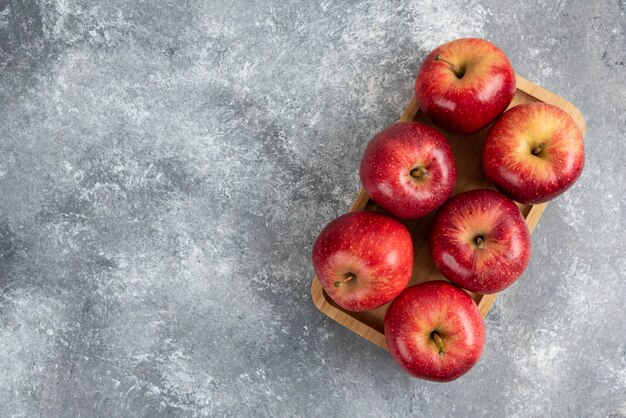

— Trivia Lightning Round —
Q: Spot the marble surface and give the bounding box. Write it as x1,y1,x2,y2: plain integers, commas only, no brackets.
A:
0,0,625,416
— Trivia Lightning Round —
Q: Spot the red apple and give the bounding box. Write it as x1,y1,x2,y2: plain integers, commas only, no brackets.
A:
482,102,585,204
429,189,531,294
415,38,516,135
312,211,413,311
359,122,457,219
384,281,485,381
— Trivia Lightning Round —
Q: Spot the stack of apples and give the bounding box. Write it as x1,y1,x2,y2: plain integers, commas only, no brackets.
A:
312,38,585,382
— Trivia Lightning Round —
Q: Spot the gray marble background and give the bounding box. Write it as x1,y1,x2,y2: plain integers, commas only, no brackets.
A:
0,0,624,416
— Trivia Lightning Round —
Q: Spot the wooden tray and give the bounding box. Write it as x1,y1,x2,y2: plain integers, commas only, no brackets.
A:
311,75,586,350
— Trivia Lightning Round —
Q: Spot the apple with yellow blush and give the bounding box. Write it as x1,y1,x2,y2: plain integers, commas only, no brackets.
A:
482,102,585,204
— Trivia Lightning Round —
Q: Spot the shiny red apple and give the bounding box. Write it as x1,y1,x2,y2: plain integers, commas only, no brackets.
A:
312,211,413,311
359,122,457,219
384,281,485,381
482,102,585,205
415,38,516,135
429,189,531,294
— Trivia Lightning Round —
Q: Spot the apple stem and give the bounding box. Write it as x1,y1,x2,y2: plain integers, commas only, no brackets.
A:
431,331,446,355
475,236,485,249
532,143,546,155
334,273,355,288
435,54,464,78
410,166,429,179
